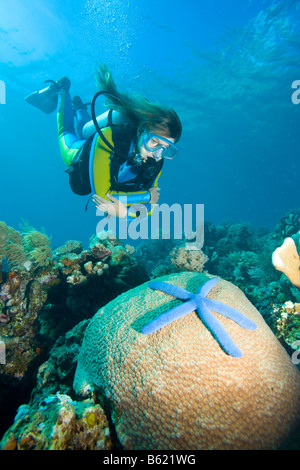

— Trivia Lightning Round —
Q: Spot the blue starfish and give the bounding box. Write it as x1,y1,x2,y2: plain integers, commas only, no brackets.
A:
141,277,257,358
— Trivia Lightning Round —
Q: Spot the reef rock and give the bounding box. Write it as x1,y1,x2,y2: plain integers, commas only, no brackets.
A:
0,393,112,450
74,271,300,450
272,236,300,290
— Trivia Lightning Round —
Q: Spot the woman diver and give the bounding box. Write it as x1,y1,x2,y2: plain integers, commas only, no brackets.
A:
25,65,182,220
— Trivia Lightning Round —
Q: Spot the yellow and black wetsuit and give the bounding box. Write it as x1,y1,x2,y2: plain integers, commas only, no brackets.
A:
57,90,163,219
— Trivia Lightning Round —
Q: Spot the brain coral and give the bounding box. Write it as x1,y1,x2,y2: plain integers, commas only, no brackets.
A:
74,272,300,450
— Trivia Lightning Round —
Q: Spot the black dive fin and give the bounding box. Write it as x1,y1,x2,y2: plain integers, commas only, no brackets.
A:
24,80,58,114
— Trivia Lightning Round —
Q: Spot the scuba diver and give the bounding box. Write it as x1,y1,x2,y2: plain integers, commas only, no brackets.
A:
25,65,182,220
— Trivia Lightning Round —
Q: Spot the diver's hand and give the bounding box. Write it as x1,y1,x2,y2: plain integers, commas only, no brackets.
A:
148,187,160,204
93,194,127,219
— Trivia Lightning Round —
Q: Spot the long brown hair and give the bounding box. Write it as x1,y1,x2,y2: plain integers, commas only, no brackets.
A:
95,64,182,142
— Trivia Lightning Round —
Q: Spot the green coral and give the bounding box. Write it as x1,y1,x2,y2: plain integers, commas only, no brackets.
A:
110,246,129,265
276,210,300,240
0,220,53,270
273,302,300,348
53,240,84,257
292,231,300,255
4,242,27,268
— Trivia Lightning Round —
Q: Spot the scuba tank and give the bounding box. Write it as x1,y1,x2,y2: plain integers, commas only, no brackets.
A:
82,90,128,142
82,108,127,139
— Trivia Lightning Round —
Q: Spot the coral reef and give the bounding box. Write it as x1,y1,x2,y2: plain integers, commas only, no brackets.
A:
275,210,300,240
135,238,208,278
1,212,300,450
272,235,300,290
142,277,257,358
272,301,300,348
0,223,148,380
0,222,148,439
0,221,59,379
0,319,111,450
0,221,53,270
54,236,111,287
74,271,300,450
32,320,89,401
0,393,112,450
0,224,57,380
196,218,300,334
133,216,300,357
170,245,208,272
270,231,300,356
135,237,180,278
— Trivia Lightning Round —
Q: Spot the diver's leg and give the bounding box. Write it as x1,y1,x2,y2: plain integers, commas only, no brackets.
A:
72,96,91,139
57,90,86,166
75,109,91,140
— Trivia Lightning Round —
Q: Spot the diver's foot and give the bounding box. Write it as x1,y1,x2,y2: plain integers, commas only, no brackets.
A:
57,77,71,90
72,95,90,112
25,76,71,114
44,76,71,92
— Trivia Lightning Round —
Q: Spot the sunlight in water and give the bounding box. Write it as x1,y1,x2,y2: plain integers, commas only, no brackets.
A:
0,0,64,65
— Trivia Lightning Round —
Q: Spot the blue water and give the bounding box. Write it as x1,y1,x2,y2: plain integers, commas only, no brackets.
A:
0,0,299,248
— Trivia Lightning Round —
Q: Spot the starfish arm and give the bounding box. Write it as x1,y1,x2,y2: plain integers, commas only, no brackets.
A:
148,281,192,300
197,277,218,297
141,298,198,335
196,299,243,358
204,298,257,330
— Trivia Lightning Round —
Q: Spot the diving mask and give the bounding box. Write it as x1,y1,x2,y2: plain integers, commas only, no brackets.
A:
143,133,179,160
